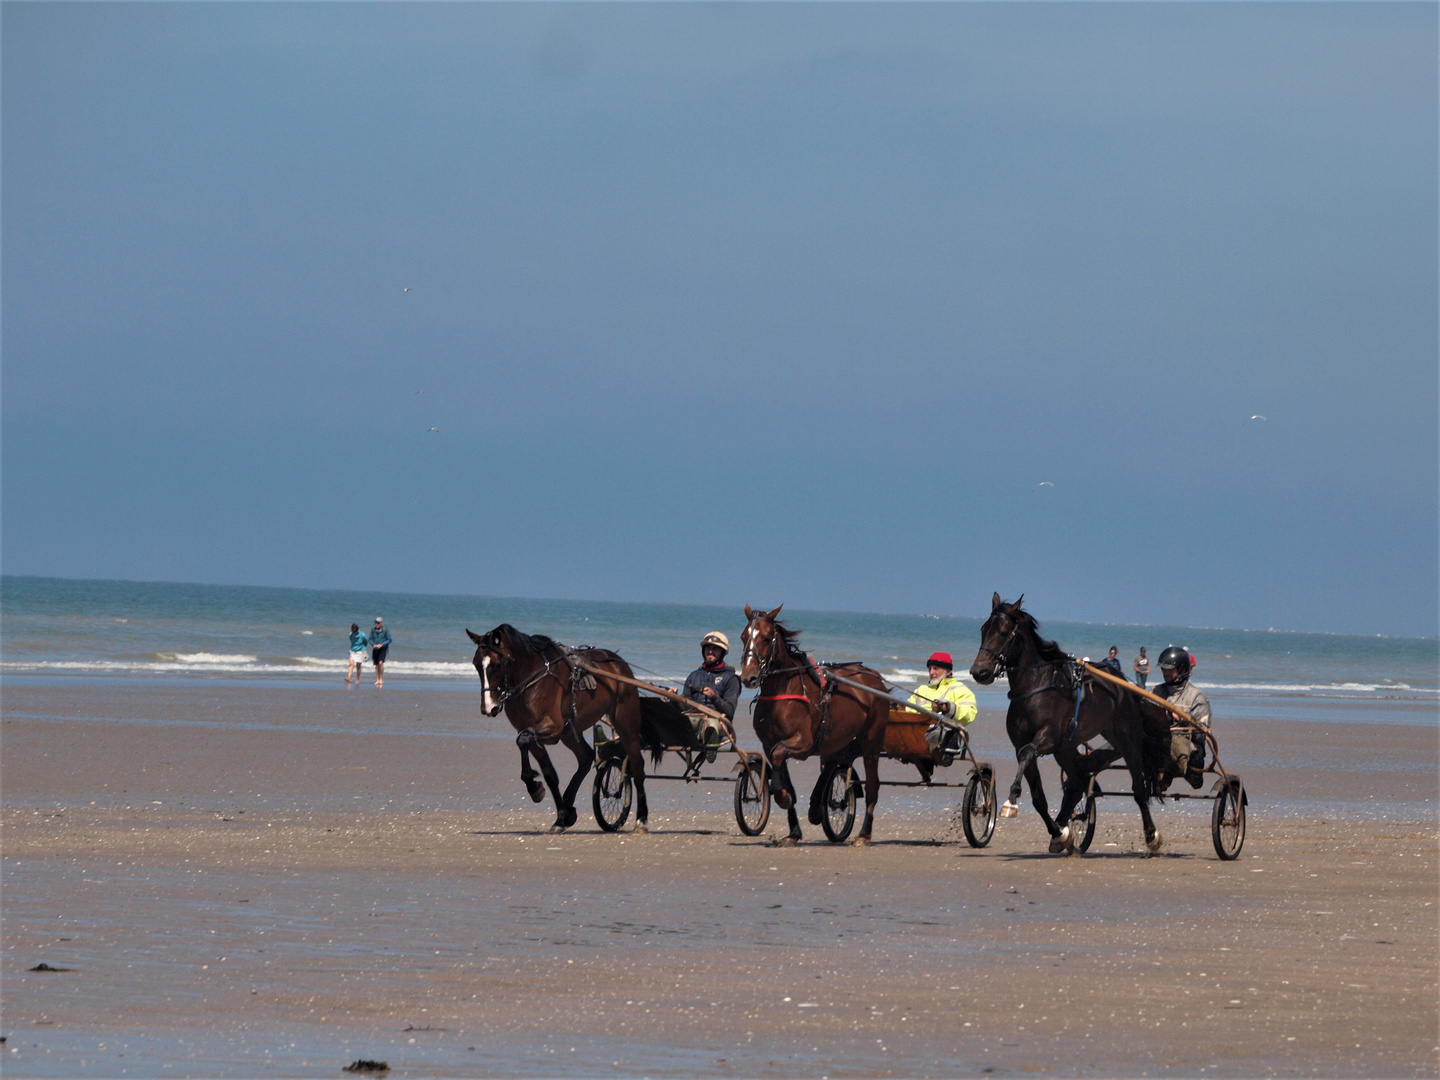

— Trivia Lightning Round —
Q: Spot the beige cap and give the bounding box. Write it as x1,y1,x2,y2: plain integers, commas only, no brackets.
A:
701,631,730,653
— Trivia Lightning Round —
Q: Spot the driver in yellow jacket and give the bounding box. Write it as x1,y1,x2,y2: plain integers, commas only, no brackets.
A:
910,652,977,763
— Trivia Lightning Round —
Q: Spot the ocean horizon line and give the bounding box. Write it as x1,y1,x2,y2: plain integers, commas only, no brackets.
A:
3,573,1433,644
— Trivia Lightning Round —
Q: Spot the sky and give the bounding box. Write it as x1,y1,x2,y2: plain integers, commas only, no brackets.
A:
3,2,1436,637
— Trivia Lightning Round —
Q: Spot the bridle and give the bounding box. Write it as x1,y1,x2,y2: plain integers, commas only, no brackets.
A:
974,611,1024,677
741,618,810,688
475,641,567,712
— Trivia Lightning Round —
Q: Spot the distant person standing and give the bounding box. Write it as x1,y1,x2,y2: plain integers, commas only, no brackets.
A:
1100,646,1124,678
346,623,368,686
1133,646,1150,689
370,617,392,688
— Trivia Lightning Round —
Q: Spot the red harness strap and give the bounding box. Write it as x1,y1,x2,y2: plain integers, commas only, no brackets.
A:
757,694,813,702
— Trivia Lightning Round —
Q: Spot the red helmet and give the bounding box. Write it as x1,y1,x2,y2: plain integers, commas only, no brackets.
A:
927,651,954,669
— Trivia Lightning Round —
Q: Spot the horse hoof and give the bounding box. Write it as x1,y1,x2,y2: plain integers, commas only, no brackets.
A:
775,834,800,848
852,835,871,847
526,783,546,804
1048,825,1072,854
775,790,794,811
1146,830,1164,852
1000,801,1019,818
633,822,648,835
548,824,567,834
562,808,578,829
807,805,824,826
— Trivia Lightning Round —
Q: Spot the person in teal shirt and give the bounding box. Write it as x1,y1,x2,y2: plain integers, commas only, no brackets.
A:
369,617,392,688
346,623,368,687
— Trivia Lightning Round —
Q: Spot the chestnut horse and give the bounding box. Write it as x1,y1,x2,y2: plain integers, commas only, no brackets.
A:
739,604,890,845
466,624,648,833
968,593,1171,852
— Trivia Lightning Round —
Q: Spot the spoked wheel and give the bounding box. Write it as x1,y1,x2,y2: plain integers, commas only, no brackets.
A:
733,758,771,836
961,769,998,848
1071,789,1098,853
820,764,857,843
592,757,632,832
1211,777,1246,860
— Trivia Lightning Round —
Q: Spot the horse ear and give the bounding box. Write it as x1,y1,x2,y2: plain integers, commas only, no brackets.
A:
466,628,483,645
766,604,783,620
992,592,1002,611
1014,593,1024,608
744,603,754,619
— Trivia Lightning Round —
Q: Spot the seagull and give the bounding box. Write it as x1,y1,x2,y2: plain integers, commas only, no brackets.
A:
1249,415,1267,421
403,287,411,293
1037,481,1054,487
427,427,439,433
415,390,426,395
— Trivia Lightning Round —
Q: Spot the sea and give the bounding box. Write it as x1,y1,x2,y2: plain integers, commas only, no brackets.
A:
2,576,1436,727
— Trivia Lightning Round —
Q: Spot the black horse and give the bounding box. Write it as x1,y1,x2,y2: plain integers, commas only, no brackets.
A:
467,625,648,833
969,593,1172,853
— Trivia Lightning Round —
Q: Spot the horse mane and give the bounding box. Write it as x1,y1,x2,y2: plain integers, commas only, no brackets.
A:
497,623,562,660
772,618,806,657
1013,607,1070,663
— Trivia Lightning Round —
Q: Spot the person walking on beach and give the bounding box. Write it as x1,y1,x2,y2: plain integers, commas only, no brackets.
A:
346,623,368,686
1154,645,1210,788
370,617,392,688
1100,646,1124,678
679,632,740,763
909,651,977,763
1133,646,1150,689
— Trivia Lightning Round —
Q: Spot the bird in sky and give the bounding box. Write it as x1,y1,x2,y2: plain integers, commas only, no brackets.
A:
415,390,425,395
403,287,411,293
427,427,439,433
1249,415,1267,421
1037,481,1054,487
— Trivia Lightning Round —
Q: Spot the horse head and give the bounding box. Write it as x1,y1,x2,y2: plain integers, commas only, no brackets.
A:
466,624,519,717
739,603,785,689
970,592,1026,685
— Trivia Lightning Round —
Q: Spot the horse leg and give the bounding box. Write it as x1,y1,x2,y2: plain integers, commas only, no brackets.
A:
1005,744,1056,836
525,742,569,833
517,737,546,803
1049,749,1091,855
555,725,595,832
773,759,802,845
853,746,881,846
769,743,795,811
1024,754,1062,842
1126,757,1163,852
807,767,828,826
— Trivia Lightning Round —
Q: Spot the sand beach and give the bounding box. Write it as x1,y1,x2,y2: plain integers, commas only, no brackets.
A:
2,679,1437,1078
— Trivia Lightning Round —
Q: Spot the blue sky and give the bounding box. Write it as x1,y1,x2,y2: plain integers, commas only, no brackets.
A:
3,3,1436,636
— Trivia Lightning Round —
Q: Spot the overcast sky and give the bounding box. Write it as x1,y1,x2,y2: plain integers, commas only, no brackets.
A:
3,3,1436,636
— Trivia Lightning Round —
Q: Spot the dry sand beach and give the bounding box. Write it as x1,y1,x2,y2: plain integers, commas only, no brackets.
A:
3,681,1437,1078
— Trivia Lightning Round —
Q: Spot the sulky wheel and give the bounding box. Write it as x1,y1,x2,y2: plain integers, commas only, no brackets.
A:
592,757,632,832
820,764,857,843
961,768,999,848
733,758,771,836
1211,777,1246,860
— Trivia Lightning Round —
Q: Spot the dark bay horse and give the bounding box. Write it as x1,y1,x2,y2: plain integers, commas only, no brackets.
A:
739,604,890,845
467,625,648,833
968,593,1172,853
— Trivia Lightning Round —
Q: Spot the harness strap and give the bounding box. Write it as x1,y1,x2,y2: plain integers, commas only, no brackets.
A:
758,694,815,702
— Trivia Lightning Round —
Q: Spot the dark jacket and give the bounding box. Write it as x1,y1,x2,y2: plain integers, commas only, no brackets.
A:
682,663,741,721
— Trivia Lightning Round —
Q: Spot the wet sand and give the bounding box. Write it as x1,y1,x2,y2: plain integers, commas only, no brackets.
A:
2,681,1437,1078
